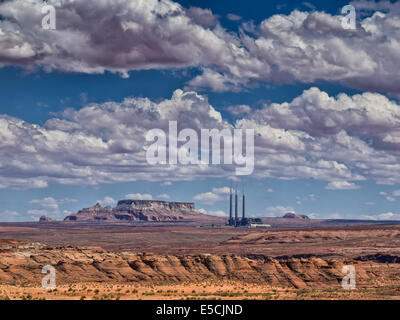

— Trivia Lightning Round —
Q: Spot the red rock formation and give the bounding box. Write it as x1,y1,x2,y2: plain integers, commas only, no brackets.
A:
64,200,212,222
0,241,397,290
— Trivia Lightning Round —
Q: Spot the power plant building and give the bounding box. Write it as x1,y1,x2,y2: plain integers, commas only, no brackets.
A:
227,184,264,227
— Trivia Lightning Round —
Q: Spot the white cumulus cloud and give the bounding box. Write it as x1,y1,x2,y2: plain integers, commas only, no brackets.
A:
124,193,153,200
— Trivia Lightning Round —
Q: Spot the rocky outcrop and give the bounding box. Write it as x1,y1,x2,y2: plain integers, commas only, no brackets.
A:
0,241,396,289
283,213,310,220
64,200,210,223
39,216,55,223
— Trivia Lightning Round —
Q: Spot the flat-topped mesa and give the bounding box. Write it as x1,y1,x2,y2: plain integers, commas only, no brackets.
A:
117,200,195,211
64,199,205,223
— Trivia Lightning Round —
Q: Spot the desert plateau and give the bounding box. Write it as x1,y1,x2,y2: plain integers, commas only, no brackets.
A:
2,221,400,300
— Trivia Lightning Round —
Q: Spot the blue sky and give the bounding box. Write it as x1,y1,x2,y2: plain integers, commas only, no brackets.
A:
1,0,400,221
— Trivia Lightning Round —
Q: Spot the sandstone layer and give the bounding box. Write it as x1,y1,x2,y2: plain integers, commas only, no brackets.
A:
0,240,399,291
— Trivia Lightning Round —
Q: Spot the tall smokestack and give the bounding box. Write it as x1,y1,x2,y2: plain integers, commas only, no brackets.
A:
242,193,245,220
242,182,245,221
235,187,238,226
229,187,233,225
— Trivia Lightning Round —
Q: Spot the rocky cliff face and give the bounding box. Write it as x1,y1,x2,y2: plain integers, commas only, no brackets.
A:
0,240,397,289
117,200,195,211
64,200,206,222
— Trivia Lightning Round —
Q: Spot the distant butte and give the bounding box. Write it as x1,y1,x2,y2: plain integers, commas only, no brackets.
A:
64,199,221,223
282,212,311,220
39,216,55,223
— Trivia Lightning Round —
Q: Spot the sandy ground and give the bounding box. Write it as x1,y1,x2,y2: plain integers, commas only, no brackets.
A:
1,223,400,257
2,280,399,300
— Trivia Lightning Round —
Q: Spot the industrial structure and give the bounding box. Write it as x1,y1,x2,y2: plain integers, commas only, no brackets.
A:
227,183,264,227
